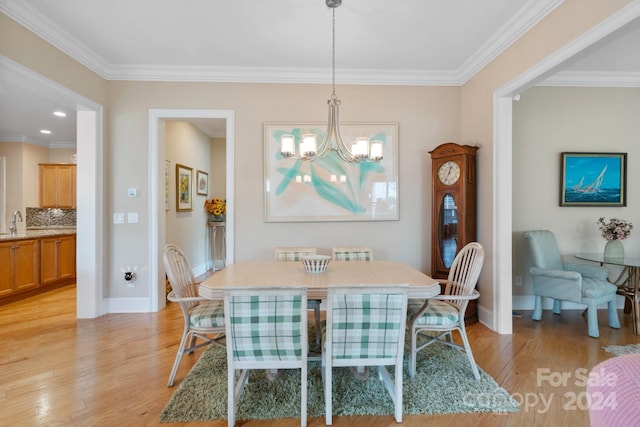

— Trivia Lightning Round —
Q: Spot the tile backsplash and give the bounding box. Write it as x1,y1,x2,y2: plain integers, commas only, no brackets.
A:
26,207,76,228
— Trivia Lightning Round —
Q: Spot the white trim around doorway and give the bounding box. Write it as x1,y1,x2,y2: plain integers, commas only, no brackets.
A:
148,109,235,312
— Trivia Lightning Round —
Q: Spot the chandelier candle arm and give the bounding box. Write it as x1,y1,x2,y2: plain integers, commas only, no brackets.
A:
277,0,382,164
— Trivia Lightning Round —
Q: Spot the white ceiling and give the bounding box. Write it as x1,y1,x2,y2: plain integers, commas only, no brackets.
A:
1,0,639,146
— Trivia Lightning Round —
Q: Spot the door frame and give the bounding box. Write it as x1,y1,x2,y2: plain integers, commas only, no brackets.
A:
492,3,640,334
148,109,235,311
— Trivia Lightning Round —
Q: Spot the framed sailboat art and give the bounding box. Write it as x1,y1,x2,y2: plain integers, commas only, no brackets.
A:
560,152,627,207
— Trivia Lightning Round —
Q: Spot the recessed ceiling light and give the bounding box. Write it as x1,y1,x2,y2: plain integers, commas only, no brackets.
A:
40,129,51,134
53,111,67,117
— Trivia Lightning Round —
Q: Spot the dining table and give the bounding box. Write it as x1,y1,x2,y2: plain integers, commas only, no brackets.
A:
574,252,640,335
198,260,441,300
198,259,441,368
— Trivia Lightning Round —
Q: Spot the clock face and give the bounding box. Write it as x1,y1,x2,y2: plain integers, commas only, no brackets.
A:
437,161,460,185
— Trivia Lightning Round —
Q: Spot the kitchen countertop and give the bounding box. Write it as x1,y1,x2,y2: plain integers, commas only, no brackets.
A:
0,228,76,242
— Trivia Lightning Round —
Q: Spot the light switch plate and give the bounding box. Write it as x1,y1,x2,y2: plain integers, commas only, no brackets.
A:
113,213,124,224
127,212,139,224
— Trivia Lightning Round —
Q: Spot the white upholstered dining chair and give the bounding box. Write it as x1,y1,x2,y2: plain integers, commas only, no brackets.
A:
224,287,308,427
407,242,484,380
162,244,225,387
322,285,408,425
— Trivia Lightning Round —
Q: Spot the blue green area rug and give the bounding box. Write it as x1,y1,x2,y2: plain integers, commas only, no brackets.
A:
160,342,519,423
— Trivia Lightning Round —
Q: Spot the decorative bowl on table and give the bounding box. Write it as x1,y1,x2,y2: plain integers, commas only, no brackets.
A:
301,255,330,273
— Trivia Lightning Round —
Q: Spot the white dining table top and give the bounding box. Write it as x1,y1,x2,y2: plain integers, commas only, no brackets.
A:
198,260,441,300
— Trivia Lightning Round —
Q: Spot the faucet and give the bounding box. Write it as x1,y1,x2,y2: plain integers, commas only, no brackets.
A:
9,210,23,235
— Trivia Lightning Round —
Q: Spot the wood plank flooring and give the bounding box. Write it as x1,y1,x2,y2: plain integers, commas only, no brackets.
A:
1,285,638,427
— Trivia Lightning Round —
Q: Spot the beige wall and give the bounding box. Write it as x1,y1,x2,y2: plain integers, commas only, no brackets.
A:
0,0,635,322
48,148,77,164
0,141,76,224
512,86,640,304
165,121,212,274
21,143,48,207
210,137,226,200
0,142,24,231
0,141,50,229
459,0,633,315
107,81,460,297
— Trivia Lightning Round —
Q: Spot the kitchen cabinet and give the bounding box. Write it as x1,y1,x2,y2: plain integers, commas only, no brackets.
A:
41,235,76,286
0,239,39,297
39,164,77,208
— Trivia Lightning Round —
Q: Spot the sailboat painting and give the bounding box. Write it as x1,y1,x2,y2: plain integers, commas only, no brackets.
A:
561,152,627,206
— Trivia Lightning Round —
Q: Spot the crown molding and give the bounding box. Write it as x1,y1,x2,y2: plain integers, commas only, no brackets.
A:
456,0,564,84
104,64,461,86
49,141,77,149
538,70,640,87
0,1,110,79
0,133,48,146
1,0,563,86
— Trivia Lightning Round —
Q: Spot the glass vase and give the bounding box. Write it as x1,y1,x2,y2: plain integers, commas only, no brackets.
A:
604,239,624,260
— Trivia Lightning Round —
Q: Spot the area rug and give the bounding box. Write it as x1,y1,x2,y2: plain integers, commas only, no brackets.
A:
160,342,519,423
603,343,640,356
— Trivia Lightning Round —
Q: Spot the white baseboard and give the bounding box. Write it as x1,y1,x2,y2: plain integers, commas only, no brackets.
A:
104,297,151,313
477,304,494,330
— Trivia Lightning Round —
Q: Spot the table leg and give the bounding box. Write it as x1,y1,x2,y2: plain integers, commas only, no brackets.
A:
628,267,640,335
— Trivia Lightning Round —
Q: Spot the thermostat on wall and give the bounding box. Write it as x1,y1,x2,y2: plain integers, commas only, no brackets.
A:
128,188,137,197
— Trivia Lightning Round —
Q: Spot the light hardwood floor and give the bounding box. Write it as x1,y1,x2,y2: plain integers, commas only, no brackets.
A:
1,285,637,427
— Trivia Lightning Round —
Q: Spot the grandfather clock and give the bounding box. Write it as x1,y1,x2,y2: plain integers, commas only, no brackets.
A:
429,142,478,321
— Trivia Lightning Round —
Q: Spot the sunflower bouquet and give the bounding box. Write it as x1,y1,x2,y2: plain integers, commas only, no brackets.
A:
205,198,226,221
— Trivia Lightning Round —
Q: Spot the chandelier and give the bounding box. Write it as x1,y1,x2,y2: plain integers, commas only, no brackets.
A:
280,0,383,163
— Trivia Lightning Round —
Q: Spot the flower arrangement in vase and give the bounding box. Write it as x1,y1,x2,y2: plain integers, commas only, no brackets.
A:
597,217,632,259
205,198,226,222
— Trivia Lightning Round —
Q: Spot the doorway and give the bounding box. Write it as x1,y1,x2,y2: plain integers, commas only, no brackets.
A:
0,55,103,318
493,5,640,334
148,109,235,311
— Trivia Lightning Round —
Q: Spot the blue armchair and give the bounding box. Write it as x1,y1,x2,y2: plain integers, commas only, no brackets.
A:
523,230,620,338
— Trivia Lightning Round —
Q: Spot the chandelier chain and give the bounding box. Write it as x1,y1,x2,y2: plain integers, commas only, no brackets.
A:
277,0,383,163
331,6,336,99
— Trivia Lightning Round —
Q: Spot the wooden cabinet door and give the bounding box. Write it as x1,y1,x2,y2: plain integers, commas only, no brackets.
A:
39,164,77,208
40,237,58,285
57,235,76,280
40,165,59,208
0,243,12,297
13,240,39,291
56,165,76,209
40,235,76,285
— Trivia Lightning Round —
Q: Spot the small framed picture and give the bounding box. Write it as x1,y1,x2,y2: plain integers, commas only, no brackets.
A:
560,152,627,207
176,164,193,211
196,170,209,196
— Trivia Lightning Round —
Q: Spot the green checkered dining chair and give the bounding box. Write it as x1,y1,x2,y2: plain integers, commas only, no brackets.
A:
224,287,308,427
275,247,322,349
162,244,225,387
275,246,317,262
331,246,373,261
322,286,408,425
407,242,484,381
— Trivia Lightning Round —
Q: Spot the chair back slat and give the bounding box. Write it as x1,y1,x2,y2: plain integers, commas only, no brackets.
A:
163,244,199,308
444,242,484,308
